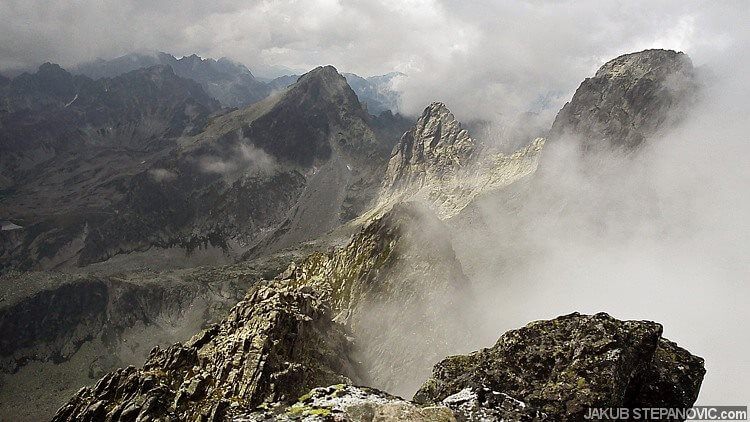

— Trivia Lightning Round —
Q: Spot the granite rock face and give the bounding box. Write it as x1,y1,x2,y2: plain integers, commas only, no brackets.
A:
50,302,706,421
414,312,705,421
51,283,362,421
376,102,544,219
382,102,476,193
550,49,697,150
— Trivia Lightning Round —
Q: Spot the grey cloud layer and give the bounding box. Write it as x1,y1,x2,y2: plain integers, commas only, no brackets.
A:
2,1,747,125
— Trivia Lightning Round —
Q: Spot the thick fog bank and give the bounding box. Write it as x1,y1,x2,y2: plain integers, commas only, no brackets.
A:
452,54,749,404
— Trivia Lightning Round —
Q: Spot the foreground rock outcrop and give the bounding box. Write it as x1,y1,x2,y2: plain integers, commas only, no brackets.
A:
52,283,362,421
414,312,705,421
52,305,705,421
236,384,549,421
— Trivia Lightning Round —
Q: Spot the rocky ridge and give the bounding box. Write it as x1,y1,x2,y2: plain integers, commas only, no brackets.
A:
375,102,544,220
52,282,362,421
73,52,269,108
51,212,706,421
73,52,405,114
53,303,704,421
280,203,473,396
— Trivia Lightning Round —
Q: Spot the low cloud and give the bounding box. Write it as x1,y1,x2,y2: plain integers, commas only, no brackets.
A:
199,140,276,176
148,168,178,183
449,50,750,404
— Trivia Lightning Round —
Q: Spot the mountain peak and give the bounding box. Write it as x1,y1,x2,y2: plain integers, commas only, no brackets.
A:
288,65,364,117
374,101,544,220
37,62,66,74
551,49,697,149
421,101,455,121
381,102,475,194
298,65,344,84
35,62,74,84
595,49,692,79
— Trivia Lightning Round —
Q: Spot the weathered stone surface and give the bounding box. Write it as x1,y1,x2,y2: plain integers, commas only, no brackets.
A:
550,49,697,150
51,283,362,421
382,102,476,193
414,312,705,421
375,102,544,219
629,338,706,409
232,384,457,422
442,387,549,421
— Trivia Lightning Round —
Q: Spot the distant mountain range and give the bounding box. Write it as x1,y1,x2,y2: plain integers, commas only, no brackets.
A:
0,62,411,272
71,52,404,113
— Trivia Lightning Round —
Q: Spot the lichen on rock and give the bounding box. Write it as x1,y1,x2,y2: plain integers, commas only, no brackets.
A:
52,283,363,421
414,312,705,421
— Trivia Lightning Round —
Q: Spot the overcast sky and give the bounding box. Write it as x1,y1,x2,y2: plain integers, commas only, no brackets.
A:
2,1,748,121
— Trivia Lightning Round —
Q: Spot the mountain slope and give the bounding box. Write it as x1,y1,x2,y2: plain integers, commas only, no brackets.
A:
0,64,222,270
65,65,394,268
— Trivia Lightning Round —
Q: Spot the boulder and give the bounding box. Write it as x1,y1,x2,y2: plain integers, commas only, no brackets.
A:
414,312,705,421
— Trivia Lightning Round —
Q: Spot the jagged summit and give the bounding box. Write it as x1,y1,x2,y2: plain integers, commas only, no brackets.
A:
372,101,543,219
551,48,697,149
382,101,475,192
